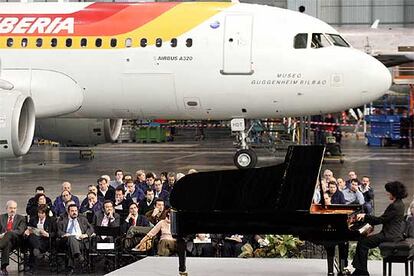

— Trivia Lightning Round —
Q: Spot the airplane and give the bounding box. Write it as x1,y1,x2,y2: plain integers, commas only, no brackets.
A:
0,2,391,169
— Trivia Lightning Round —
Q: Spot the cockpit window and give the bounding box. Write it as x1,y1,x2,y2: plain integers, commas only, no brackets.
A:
311,33,331,48
294,33,308,49
326,34,350,47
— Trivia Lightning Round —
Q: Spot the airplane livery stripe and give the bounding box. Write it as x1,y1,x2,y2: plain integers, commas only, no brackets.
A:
0,2,232,49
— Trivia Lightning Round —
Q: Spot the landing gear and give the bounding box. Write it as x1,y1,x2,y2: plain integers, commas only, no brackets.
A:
231,118,258,169
234,149,257,169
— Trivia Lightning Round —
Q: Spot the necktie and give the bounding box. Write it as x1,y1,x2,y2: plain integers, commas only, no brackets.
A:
67,219,75,234
131,217,136,226
6,216,13,231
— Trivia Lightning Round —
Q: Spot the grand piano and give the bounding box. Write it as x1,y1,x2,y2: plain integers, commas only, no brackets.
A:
170,145,365,275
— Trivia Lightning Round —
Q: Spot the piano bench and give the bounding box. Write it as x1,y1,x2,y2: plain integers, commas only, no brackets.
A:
379,238,414,276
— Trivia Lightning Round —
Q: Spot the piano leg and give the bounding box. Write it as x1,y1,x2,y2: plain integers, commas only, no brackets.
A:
177,236,187,275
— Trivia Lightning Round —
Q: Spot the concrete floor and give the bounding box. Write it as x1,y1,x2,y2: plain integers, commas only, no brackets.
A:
1,129,414,275
0,128,413,215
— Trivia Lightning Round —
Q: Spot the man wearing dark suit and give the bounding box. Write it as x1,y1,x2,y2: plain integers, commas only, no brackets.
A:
0,200,27,275
114,187,133,221
154,179,170,203
57,204,94,272
26,186,53,217
24,204,55,272
96,177,115,202
138,189,155,215
121,203,149,234
352,181,408,276
93,200,120,228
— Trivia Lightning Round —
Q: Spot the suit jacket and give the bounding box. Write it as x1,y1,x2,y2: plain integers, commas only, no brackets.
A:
120,215,149,234
26,196,53,216
96,185,115,202
92,211,120,227
365,199,405,241
57,214,94,238
0,213,26,236
28,215,56,238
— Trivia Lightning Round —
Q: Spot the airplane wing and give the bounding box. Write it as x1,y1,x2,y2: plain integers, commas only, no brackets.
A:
374,54,413,67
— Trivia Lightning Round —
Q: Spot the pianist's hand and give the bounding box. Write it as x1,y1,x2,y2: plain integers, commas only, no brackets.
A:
356,213,366,221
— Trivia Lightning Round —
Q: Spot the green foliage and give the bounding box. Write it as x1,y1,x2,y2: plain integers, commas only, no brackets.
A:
348,242,382,260
239,235,305,258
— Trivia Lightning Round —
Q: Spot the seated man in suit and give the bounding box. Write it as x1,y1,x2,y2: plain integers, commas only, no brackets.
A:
80,192,103,222
0,200,26,275
53,182,80,217
96,177,115,202
114,187,133,221
24,204,55,272
92,200,120,242
57,204,94,272
121,203,150,234
145,198,168,226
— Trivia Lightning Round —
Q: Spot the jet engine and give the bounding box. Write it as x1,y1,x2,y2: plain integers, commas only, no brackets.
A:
35,118,123,146
0,91,36,158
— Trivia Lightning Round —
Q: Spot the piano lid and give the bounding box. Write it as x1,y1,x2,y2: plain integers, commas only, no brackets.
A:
170,145,325,212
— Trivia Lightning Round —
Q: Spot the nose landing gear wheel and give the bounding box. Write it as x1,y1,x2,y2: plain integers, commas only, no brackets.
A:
234,149,257,169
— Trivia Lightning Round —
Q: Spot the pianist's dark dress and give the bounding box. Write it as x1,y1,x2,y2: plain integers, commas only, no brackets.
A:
352,196,405,275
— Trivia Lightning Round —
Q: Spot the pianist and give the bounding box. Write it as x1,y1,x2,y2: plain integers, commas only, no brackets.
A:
351,181,408,276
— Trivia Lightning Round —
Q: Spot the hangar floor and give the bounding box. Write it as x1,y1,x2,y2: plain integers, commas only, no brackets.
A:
0,128,413,214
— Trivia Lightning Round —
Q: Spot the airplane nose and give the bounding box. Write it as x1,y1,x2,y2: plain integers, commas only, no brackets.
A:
359,53,392,103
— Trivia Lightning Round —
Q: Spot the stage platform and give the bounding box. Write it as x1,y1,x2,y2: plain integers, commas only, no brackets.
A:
107,257,405,276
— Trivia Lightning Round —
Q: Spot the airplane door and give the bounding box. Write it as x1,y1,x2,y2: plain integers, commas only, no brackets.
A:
221,14,253,75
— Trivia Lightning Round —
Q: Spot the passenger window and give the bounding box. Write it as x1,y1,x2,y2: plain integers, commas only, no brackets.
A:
6,38,13,47
140,38,147,47
186,38,193,47
294,33,308,49
327,34,349,47
21,38,28,48
110,38,117,48
80,38,87,47
125,38,132,48
311,33,331,48
66,38,72,47
51,38,58,47
36,38,43,48
95,38,102,48
156,38,162,47
170,38,177,47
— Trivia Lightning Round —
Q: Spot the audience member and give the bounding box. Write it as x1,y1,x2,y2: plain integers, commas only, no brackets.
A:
24,204,55,272
26,186,52,217
114,187,133,221
54,189,79,217
222,234,249,257
164,172,176,193
343,179,364,205
80,192,103,222
134,210,176,256
154,178,169,202
121,203,150,234
176,173,185,181
27,193,54,218
81,185,103,208
145,199,168,226
138,189,155,215
97,177,115,202
109,169,124,189
134,170,146,190
0,200,26,275
160,172,168,184
360,176,375,215
93,200,120,228
57,204,94,273
328,181,346,204
345,171,358,189
337,178,346,191
125,179,145,203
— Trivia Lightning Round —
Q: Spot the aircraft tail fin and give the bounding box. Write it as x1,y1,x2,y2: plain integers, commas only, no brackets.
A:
370,19,380,29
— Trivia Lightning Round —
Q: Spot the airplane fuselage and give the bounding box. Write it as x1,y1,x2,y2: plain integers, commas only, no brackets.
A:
0,2,391,121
